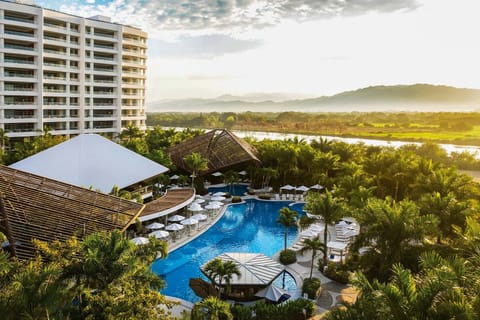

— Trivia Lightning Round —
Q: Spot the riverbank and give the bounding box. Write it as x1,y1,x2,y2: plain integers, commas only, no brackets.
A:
147,111,480,147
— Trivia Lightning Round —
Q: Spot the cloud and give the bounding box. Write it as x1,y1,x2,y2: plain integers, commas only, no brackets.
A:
148,34,263,58
57,0,421,33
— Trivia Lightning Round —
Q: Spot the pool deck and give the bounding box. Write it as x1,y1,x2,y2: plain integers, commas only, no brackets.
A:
162,196,354,318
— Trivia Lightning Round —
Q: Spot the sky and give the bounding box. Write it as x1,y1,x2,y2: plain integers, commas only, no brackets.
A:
36,0,480,102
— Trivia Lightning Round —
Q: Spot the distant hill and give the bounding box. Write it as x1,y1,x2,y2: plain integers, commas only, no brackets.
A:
147,84,480,113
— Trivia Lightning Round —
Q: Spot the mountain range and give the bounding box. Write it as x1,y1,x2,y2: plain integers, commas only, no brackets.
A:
147,84,480,113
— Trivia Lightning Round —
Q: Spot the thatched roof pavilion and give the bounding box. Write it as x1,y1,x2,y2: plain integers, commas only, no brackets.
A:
0,166,144,260
168,129,260,175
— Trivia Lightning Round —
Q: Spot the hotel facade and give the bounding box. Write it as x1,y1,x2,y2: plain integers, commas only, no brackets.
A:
0,0,147,140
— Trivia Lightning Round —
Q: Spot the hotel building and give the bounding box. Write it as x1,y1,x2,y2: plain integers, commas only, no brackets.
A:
0,0,147,140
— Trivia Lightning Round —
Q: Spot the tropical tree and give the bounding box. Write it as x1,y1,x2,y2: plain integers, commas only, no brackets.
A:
183,152,209,188
326,252,479,320
299,236,324,279
304,191,344,267
191,296,233,320
203,258,241,299
277,207,299,252
419,191,469,243
354,198,437,281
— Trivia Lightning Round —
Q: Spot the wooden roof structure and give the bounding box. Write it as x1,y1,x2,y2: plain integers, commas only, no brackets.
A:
139,188,195,221
168,129,260,174
0,166,144,260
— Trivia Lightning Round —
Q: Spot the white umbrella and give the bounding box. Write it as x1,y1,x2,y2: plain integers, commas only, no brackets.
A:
188,203,204,212
195,195,205,199
211,196,226,201
306,212,322,220
194,198,205,204
131,237,150,245
208,201,223,207
191,213,208,221
205,203,221,210
310,184,324,190
145,222,165,230
296,185,310,192
170,174,179,180
148,230,170,239
212,191,227,197
181,217,199,226
168,214,185,222
212,172,223,177
280,184,295,190
255,284,291,303
238,170,247,175
165,223,184,231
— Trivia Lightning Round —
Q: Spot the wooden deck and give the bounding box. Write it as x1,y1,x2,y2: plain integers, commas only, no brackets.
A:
140,188,195,220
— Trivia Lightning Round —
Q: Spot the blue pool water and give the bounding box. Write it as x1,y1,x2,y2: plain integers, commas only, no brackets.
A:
208,184,249,196
152,199,303,302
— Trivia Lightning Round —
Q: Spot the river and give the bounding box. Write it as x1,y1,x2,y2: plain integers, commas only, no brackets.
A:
165,127,480,159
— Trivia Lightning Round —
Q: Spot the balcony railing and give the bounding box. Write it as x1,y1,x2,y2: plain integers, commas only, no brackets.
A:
5,15,35,24
94,67,115,72
43,76,66,80
5,44,35,51
94,33,115,38
43,102,67,105
44,22,66,29
94,56,115,61
5,101,35,105
4,58,34,64
94,44,115,50
4,87,34,91
4,114,35,119
44,35,66,42
43,89,66,93
5,30,35,37
44,48,66,55
44,62,67,68
5,73,34,78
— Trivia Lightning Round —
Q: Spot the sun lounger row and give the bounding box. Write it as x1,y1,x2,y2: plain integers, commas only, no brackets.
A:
274,194,306,201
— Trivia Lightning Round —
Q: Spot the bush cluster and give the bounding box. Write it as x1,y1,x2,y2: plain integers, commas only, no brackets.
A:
302,277,322,299
231,299,315,320
258,193,271,200
279,249,297,265
231,196,243,203
323,262,351,284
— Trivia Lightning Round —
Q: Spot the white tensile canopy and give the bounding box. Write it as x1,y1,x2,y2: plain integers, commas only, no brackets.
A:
212,172,223,177
211,196,226,201
255,283,291,302
280,185,295,190
202,252,284,286
188,203,204,212
9,134,168,193
310,184,324,190
238,170,247,175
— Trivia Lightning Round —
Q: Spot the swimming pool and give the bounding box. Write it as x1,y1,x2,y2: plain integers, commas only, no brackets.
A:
152,199,303,302
208,183,249,196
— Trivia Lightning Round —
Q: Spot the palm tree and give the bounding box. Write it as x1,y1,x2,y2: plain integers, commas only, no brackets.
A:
300,236,324,279
304,191,344,267
191,296,233,320
277,207,299,252
355,198,437,281
183,152,209,188
203,258,241,299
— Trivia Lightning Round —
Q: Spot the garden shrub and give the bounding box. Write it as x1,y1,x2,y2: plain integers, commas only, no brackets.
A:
302,277,322,299
258,193,271,200
323,262,351,284
231,304,253,320
279,249,297,265
232,196,242,203
252,299,315,320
